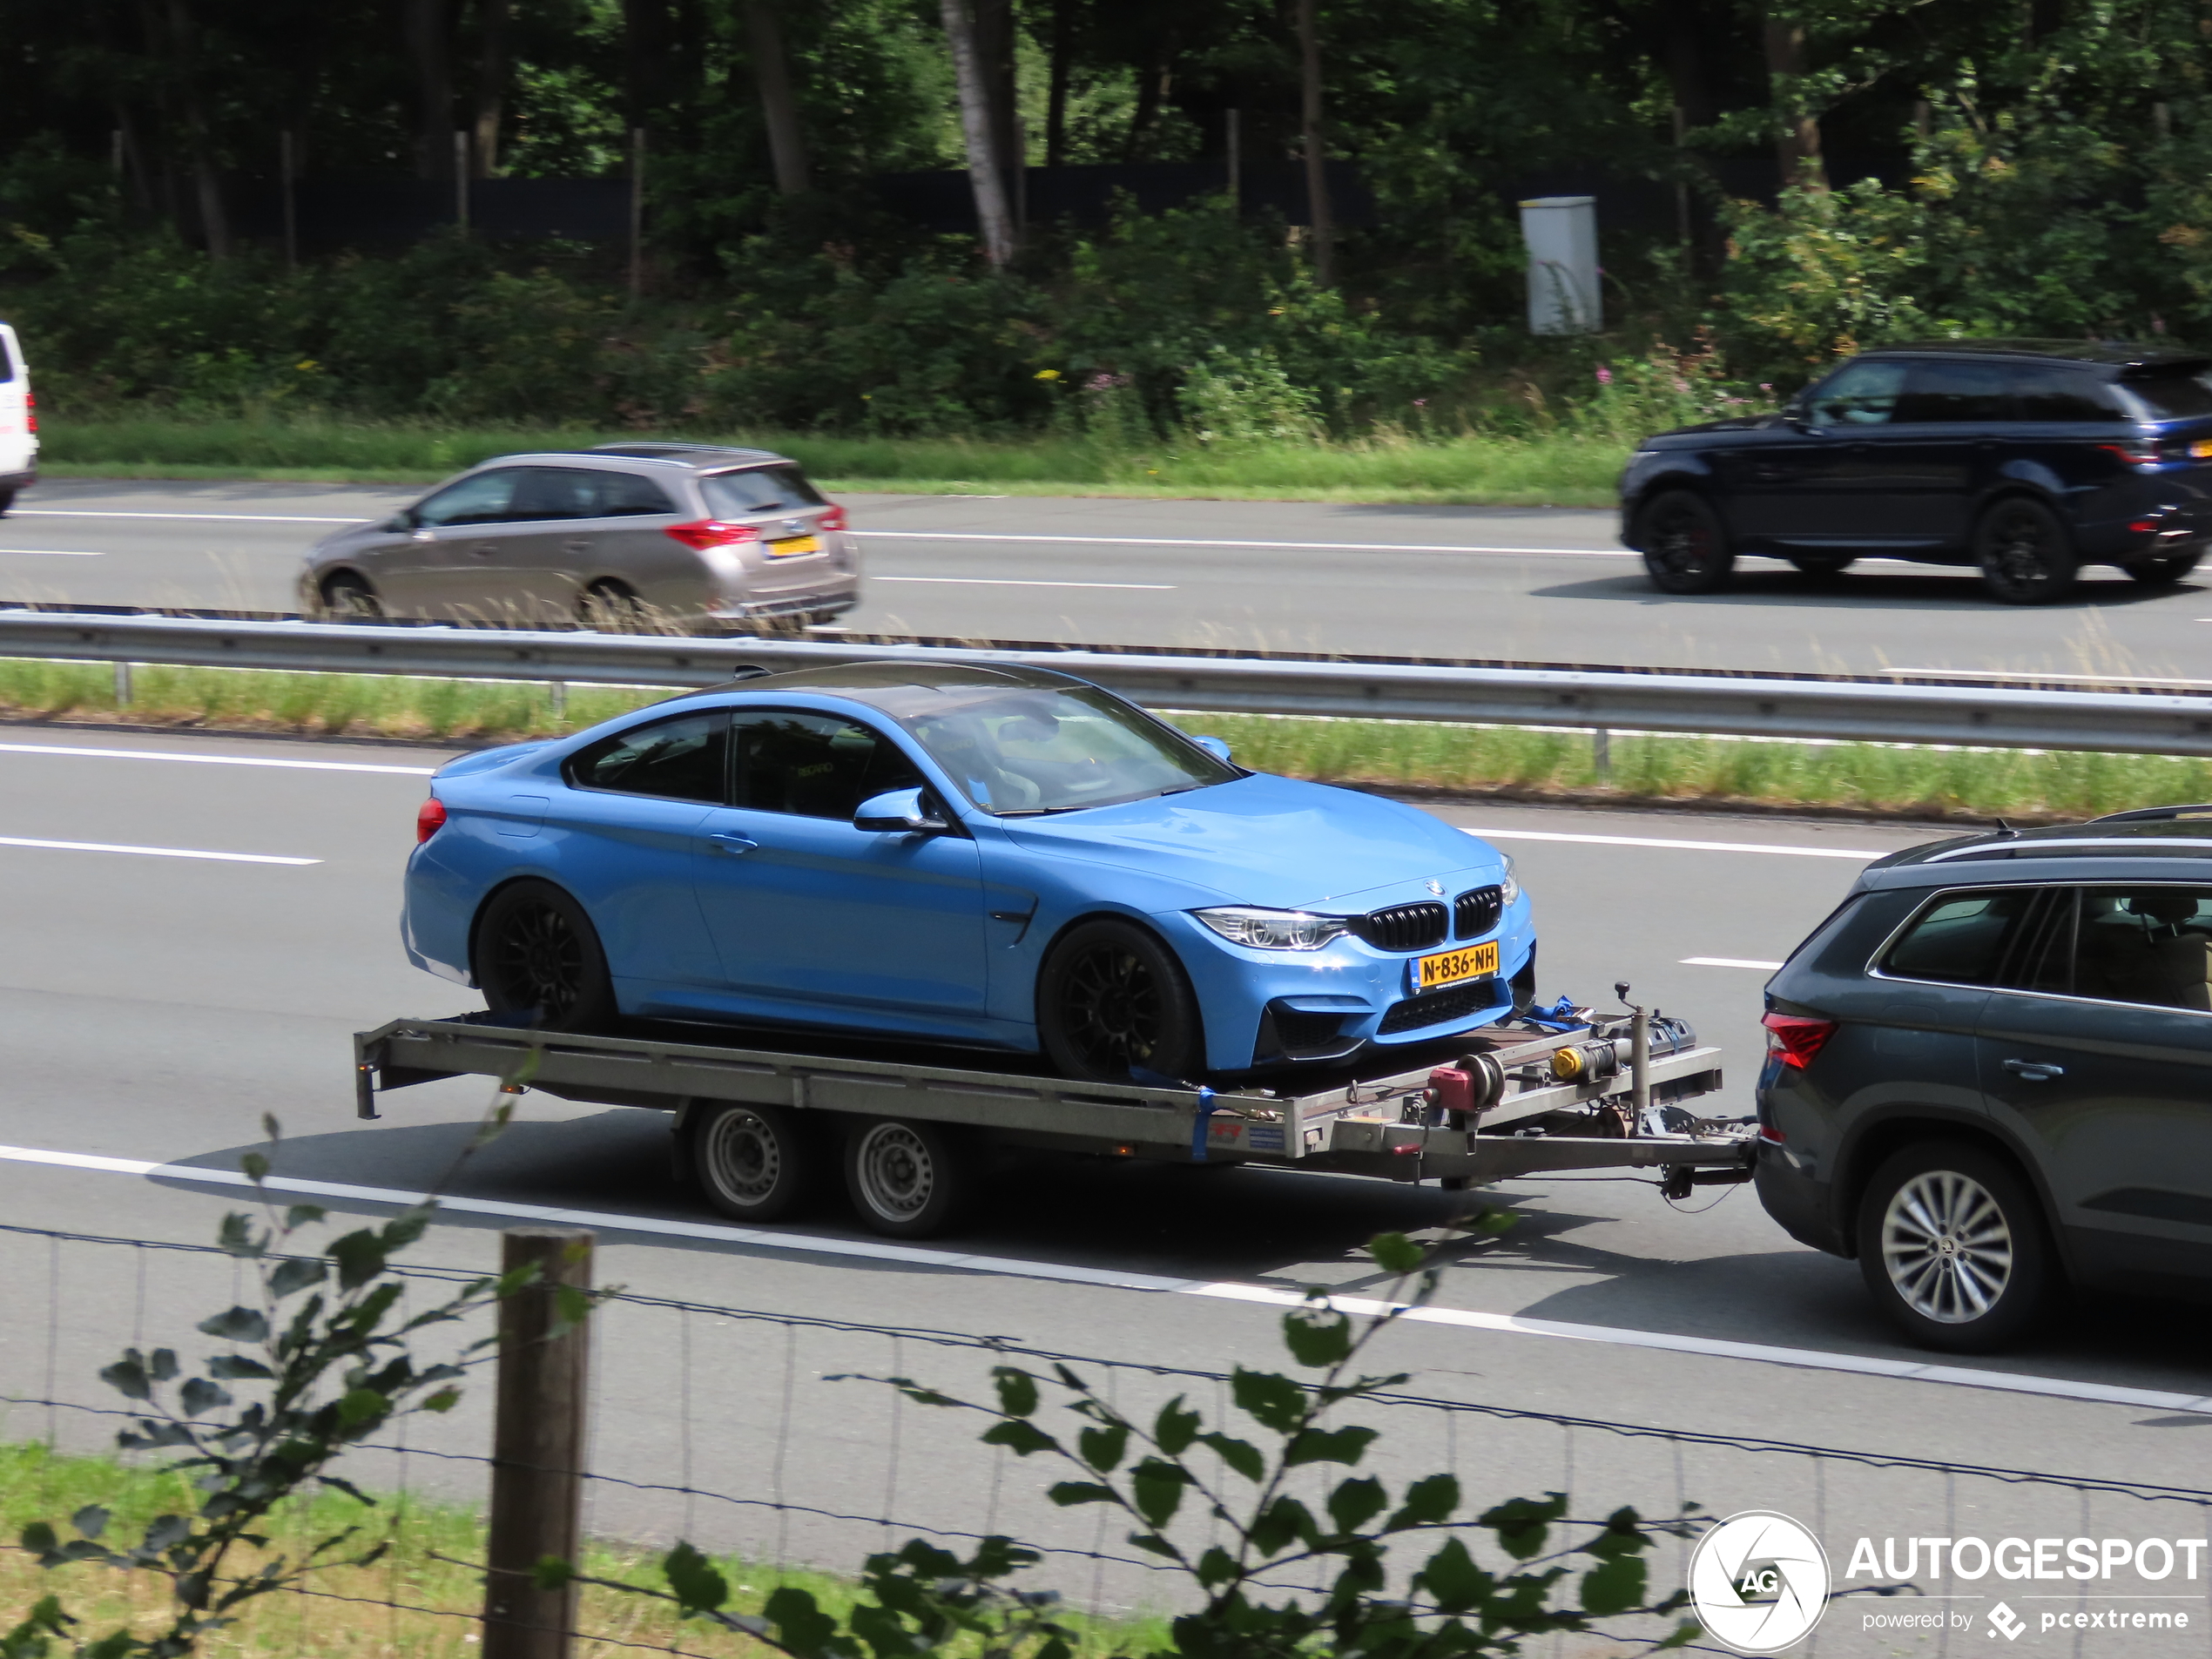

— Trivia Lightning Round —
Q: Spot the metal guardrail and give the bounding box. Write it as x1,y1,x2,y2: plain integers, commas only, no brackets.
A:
6,605,2212,757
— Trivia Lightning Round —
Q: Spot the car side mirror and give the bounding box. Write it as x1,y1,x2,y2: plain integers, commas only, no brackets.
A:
380,511,414,533
1191,735,1233,763
855,787,949,834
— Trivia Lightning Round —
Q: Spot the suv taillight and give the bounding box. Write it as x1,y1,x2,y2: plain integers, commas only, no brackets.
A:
819,504,847,531
2098,438,2162,469
664,520,762,550
416,797,447,843
1762,1011,1837,1069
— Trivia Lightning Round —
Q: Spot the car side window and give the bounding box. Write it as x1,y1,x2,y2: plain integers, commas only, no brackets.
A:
566,710,728,802
2063,886,2212,1012
2012,368,2127,422
414,469,529,527
1892,361,2013,423
730,711,927,820
590,470,679,516
511,468,678,521
1806,361,1907,428
1880,887,2040,984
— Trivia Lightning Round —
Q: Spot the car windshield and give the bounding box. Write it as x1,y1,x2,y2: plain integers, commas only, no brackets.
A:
2119,368,2212,420
894,686,1240,816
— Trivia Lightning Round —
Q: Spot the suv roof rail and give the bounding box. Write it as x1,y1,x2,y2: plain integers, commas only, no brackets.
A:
589,441,786,465
2088,804,2212,824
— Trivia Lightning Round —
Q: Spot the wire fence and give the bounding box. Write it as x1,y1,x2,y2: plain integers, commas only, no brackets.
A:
4,1218,2212,1657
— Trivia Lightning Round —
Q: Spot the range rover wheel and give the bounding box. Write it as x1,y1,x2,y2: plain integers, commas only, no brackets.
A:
474,880,618,1033
2127,548,2204,585
1974,498,2078,604
843,1117,974,1238
692,1103,818,1223
1637,490,1735,595
320,572,384,618
1037,919,1204,1084
1785,554,1857,578
1857,1141,2052,1353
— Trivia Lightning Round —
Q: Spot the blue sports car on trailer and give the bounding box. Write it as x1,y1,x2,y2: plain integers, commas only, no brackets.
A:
402,662,1535,1082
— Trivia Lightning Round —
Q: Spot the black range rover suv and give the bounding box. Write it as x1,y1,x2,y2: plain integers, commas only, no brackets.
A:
1757,807,2212,1352
1620,341,2212,604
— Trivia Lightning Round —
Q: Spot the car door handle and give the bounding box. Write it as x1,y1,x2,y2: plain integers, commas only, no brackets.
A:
469,542,498,557
2001,1058,2065,1081
707,833,759,854
562,539,592,554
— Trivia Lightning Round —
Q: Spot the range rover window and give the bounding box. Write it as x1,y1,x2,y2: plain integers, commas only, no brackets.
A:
1880,887,2040,985
2118,367,2212,421
1807,361,1906,427
1892,361,2013,424
2011,368,2127,423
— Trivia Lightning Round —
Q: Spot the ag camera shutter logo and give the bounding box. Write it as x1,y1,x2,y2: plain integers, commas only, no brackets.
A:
1688,1510,1831,1655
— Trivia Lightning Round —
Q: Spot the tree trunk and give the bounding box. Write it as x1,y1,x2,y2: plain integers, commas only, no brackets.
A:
1123,30,1175,161
623,0,672,129
743,0,811,194
1295,0,1334,287
972,0,1021,226
165,0,231,257
2028,0,2065,44
1656,0,1716,127
941,0,1017,266
1761,10,1824,191
471,0,509,176
1046,0,1070,168
403,0,455,178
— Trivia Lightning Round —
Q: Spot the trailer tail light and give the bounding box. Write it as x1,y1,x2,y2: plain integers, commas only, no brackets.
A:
818,504,847,532
1762,1011,1836,1069
416,797,447,843
664,520,762,551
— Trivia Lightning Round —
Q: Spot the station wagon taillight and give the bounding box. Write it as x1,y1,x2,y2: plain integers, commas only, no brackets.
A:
416,797,447,843
664,519,763,550
1762,1010,1837,1069
819,505,847,531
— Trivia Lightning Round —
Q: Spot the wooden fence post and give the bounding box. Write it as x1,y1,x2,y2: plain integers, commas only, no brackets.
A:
482,1226,594,1659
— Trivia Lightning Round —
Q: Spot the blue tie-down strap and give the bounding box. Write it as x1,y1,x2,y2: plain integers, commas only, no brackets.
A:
1522,995,1587,1034
1189,1088,1220,1160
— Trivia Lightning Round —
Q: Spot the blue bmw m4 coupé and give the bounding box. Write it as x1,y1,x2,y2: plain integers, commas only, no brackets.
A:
403,663,1535,1082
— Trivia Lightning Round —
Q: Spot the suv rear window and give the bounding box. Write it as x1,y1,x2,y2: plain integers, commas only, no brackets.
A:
1880,887,2040,984
2119,368,2212,420
700,467,825,517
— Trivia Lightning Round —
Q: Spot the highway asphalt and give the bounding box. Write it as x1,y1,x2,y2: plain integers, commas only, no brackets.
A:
10,476,2212,681
3,729,2208,1643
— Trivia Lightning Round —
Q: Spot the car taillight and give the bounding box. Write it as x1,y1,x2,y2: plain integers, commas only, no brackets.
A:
416,797,447,843
664,520,762,550
819,504,847,531
24,394,34,434
1762,1011,1837,1069
2097,438,2162,469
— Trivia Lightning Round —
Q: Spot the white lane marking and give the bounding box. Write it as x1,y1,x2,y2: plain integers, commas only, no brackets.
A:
14,509,366,524
875,576,1177,590
1681,956,1784,971
1462,826,1884,860
7,1141,2206,1415
0,836,320,866
855,529,1635,558
1889,667,2212,690
0,741,435,776
0,549,105,556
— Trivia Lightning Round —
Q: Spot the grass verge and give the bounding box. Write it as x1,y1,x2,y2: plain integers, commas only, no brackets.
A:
0,1441,1160,1657
3,658,2208,824
36,417,1627,506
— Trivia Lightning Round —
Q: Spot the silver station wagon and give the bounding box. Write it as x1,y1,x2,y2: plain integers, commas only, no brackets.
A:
299,442,859,633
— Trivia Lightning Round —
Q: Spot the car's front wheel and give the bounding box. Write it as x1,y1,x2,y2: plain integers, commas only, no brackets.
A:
2127,548,2205,586
1975,497,2078,604
1037,919,1204,1084
1637,489,1735,594
320,571,384,618
1857,1140,2052,1352
474,880,618,1032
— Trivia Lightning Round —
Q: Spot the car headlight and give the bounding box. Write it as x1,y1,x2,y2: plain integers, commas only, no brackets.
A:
1500,855,1520,908
1192,907,1350,951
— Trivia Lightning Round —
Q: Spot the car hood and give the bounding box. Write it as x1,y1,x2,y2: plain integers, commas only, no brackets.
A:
1001,772,1499,909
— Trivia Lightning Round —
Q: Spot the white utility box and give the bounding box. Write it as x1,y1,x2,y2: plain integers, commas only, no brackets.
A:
1521,196,1601,334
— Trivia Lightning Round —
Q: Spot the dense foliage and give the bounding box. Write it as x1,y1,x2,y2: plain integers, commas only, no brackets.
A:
8,0,2212,435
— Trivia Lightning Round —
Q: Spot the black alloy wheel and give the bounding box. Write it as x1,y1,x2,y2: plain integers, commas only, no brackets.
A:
1637,489,1735,595
1785,554,1858,578
691,1103,819,1223
474,880,617,1032
1974,497,2079,604
1856,1140,2053,1353
320,572,384,618
2127,547,2205,586
580,579,650,633
1037,919,1204,1084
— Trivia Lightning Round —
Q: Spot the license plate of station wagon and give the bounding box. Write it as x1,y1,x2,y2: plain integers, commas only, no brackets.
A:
1413,939,1498,992
766,534,820,558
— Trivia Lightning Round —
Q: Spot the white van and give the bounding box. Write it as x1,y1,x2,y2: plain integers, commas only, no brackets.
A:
0,322,36,516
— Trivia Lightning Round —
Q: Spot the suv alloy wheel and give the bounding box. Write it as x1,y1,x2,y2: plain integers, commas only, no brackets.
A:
1974,497,2079,604
1857,1140,2052,1352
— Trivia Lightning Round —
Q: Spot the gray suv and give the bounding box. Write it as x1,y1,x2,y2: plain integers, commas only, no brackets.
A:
299,443,858,632
1757,807,2212,1351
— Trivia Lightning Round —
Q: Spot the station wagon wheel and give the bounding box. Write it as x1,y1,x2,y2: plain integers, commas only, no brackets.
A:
692,1103,818,1223
1974,497,2079,604
580,579,651,633
843,1118,974,1238
1636,489,1736,595
1857,1141,2051,1353
474,880,618,1033
1037,918,1204,1084
320,572,384,618
2127,547,2204,586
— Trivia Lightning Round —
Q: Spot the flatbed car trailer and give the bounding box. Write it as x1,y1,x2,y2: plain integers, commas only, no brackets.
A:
354,998,1756,1239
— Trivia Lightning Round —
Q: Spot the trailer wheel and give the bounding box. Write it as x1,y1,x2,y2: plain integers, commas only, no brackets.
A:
475,880,617,1032
844,1118,974,1239
692,1103,818,1224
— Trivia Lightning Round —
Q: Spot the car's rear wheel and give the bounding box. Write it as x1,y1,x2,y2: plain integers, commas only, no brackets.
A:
1857,1140,2052,1353
1785,553,1857,579
843,1117,974,1238
579,579,650,632
692,1103,819,1223
0,489,16,517
2127,548,2204,585
1037,919,1204,1084
320,571,384,618
1637,490,1735,594
474,880,618,1032
1975,497,2078,604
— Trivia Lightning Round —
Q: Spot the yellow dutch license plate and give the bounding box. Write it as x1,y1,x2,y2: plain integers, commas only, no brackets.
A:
766,534,820,558
1413,939,1499,992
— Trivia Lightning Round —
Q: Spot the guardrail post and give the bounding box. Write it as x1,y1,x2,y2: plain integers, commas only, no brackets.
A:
482,1226,593,1659
548,680,567,718
113,662,133,707
1591,726,1611,781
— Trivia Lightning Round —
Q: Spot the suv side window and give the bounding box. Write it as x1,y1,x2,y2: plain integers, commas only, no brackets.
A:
1880,887,2041,984
566,709,728,802
2012,368,2127,422
1807,361,1906,427
730,711,927,819
2026,886,2212,1012
1892,361,2013,423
